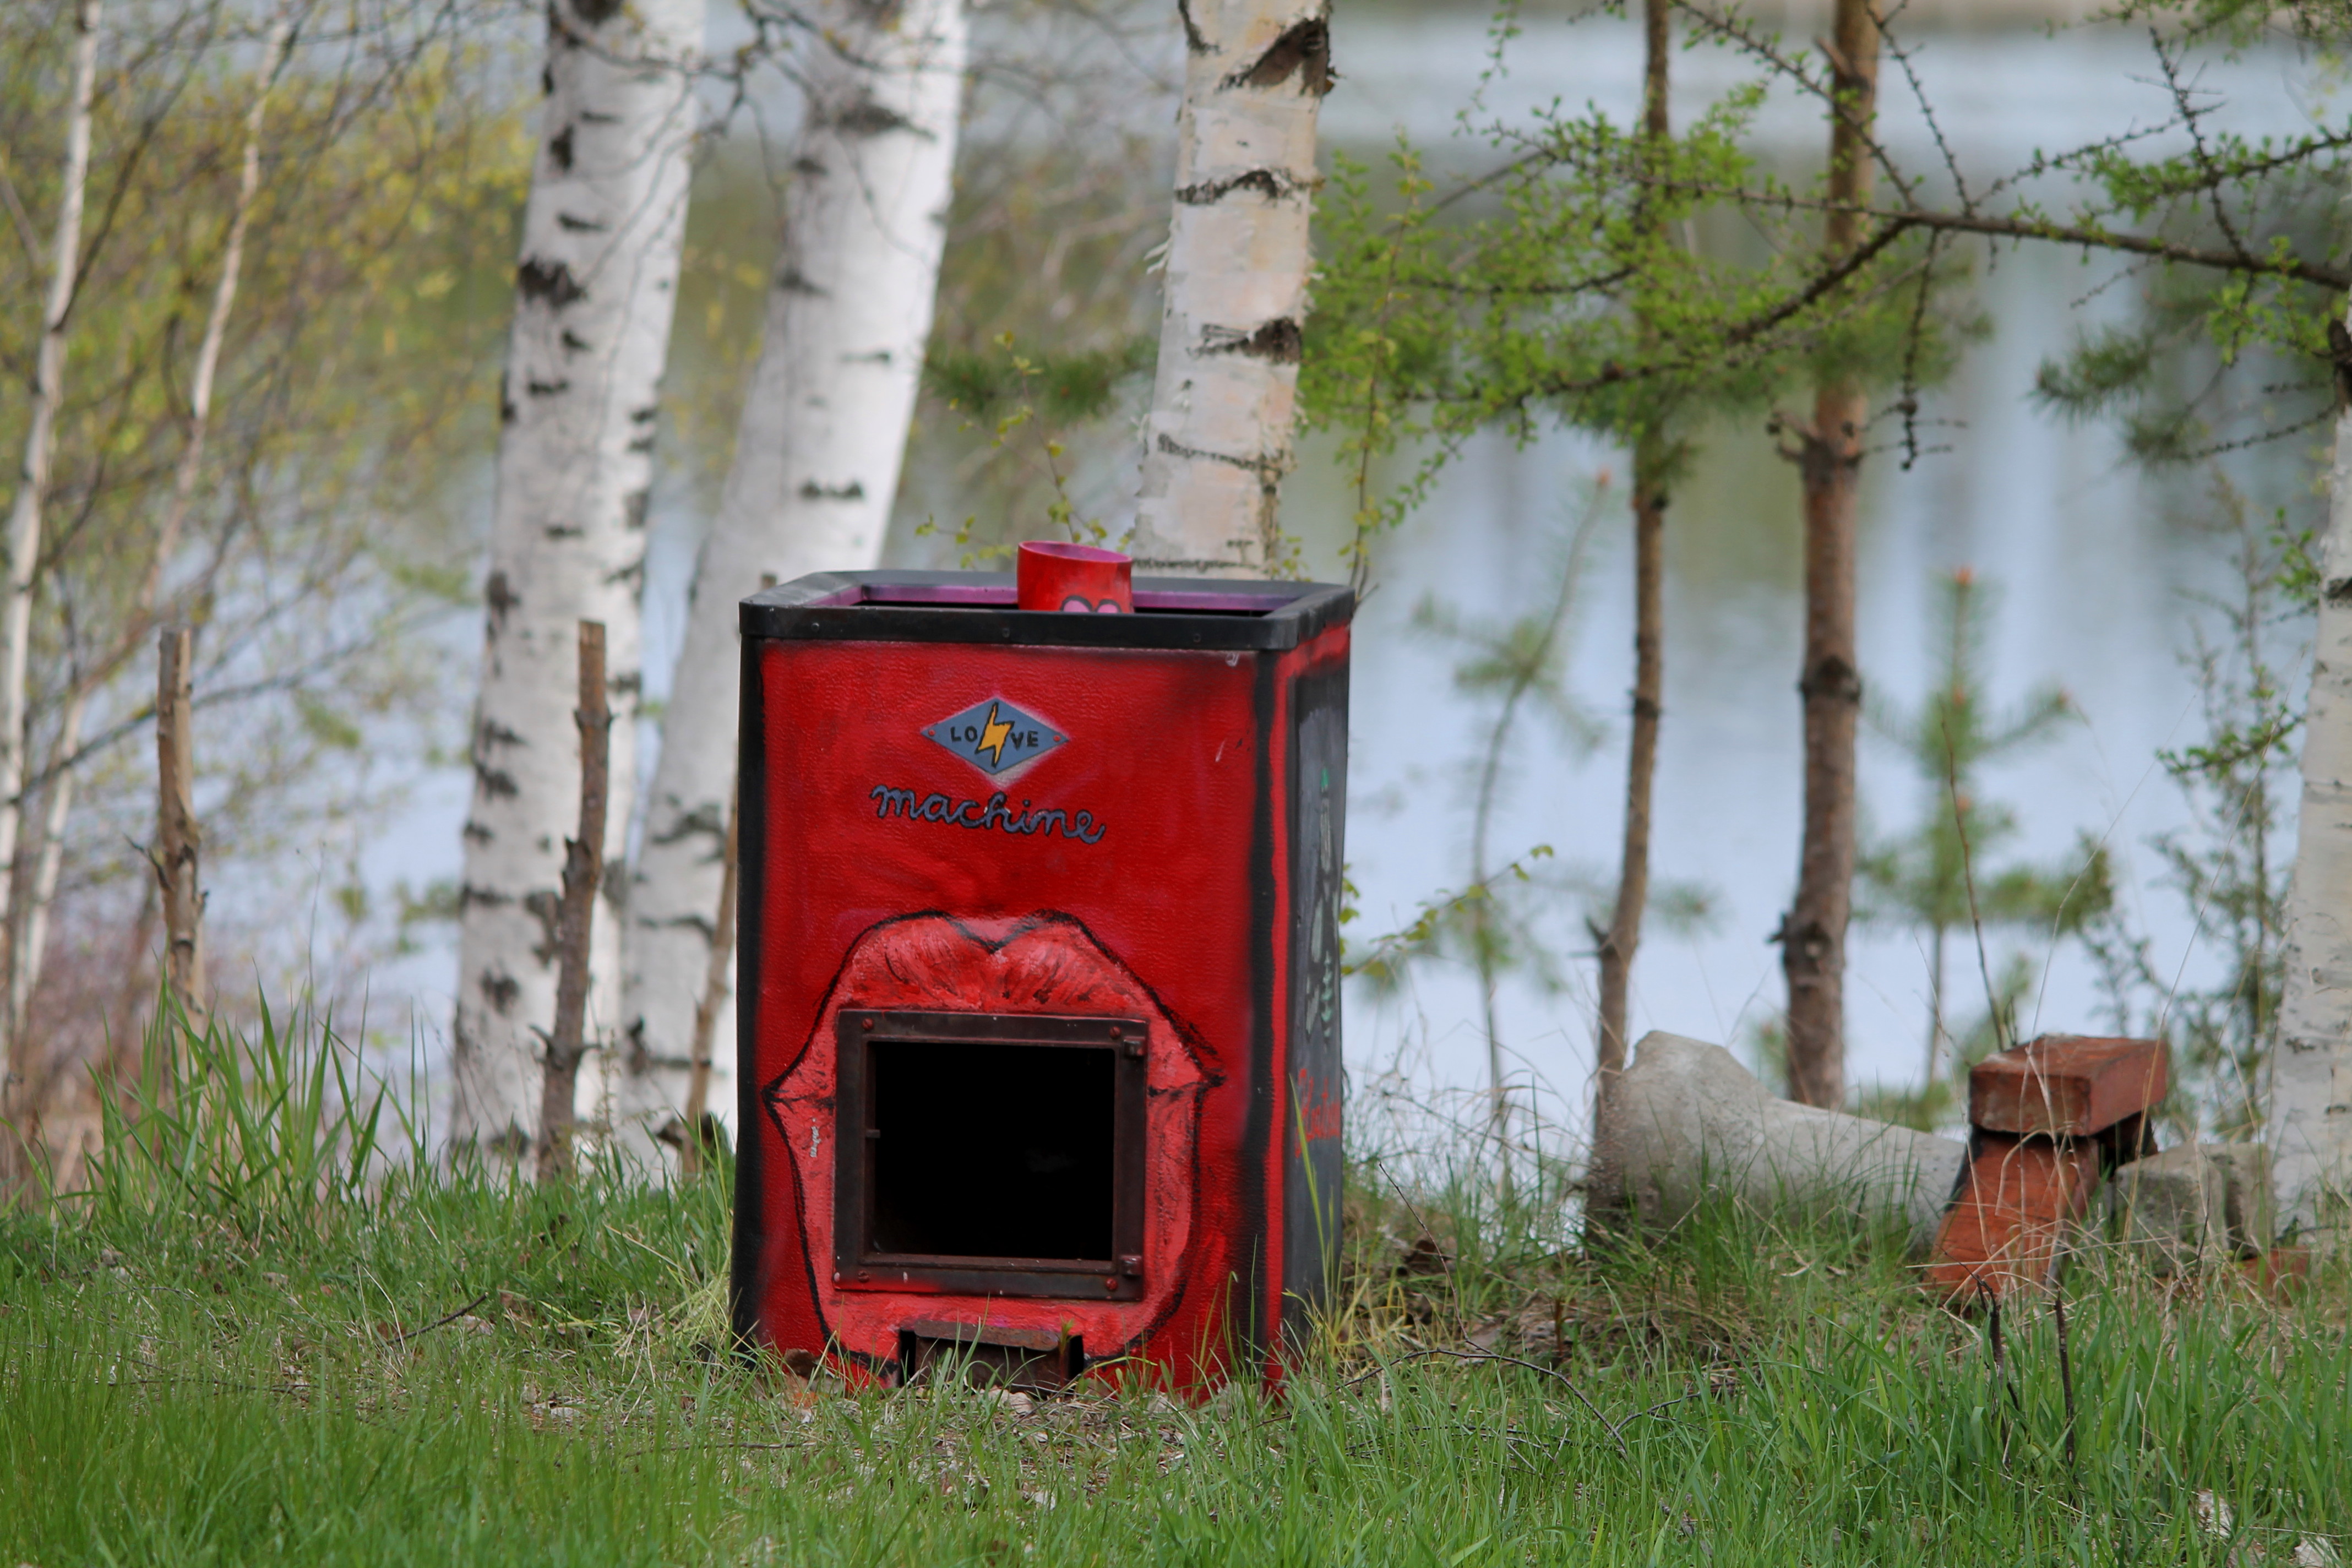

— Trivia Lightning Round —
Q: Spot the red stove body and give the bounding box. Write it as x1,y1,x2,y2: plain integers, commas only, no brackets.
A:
731,571,1352,1392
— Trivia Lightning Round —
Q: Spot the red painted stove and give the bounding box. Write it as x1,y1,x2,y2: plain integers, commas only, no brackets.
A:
730,571,1352,1392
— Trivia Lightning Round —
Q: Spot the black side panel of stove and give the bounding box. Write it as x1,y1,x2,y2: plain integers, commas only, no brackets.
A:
1231,653,1280,1377
1281,660,1349,1349
729,637,769,1354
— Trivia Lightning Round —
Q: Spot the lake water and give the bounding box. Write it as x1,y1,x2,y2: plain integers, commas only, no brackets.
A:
1277,9,2334,1142
367,4,2338,1151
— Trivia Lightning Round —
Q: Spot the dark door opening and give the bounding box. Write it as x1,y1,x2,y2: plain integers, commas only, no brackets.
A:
872,1039,1113,1260
834,1010,1147,1299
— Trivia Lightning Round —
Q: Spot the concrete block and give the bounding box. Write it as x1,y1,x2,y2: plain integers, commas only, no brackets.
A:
1598,1033,1968,1252
2202,1143,2274,1255
2109,1145,2228,1275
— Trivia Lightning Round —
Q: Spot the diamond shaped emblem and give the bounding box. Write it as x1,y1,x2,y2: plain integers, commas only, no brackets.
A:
922,697,1066,777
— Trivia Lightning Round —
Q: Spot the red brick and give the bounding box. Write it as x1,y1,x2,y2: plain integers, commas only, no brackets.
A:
1926,1134,2102,1302
2234,1245,2311,1298
1968,1035,2166,1137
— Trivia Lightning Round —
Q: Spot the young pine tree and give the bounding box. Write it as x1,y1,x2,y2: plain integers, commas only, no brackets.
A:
1855,569,2111,1125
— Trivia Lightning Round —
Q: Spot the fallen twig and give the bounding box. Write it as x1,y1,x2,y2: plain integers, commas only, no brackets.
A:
618,1439,808,1460
386,1291,491,1344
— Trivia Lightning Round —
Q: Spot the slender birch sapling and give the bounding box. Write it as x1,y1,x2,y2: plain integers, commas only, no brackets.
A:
14,6,302,1046
0,0,101,1181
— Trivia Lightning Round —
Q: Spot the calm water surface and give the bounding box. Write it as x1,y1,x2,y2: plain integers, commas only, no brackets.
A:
1291,12,2331,1139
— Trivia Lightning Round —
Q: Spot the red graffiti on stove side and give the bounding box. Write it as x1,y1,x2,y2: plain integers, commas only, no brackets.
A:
1292,1071,1342,1143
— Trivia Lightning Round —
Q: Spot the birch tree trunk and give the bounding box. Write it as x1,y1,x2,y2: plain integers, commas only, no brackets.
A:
450,0,704,1156
2271,323,2352,1245
1778,0,1879,1109
616,0,966,1161
1128,0,1330,576
0,0,101,1190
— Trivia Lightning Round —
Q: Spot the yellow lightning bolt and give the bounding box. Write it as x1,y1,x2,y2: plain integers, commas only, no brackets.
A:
978,703,1014,766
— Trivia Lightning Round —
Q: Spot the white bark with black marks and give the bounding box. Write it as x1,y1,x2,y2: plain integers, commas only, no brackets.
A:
616,0,966,1161
2272,320,2352,1245
0,0,101,1130
1129,0,1329,576
451,0,705,1155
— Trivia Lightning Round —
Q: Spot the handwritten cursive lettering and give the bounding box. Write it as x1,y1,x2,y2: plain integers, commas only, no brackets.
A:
869,784,1107,845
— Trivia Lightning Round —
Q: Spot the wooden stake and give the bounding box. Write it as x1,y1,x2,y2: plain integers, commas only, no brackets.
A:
538,620,609,1180
679,783,739,1178
156,627,205,1026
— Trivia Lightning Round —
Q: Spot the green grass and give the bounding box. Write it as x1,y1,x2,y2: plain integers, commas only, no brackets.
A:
2,1011,2347,1565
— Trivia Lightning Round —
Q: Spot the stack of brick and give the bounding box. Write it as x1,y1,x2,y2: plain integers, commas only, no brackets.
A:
1927,1036,2280,1300
1927,1036,2165,1302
